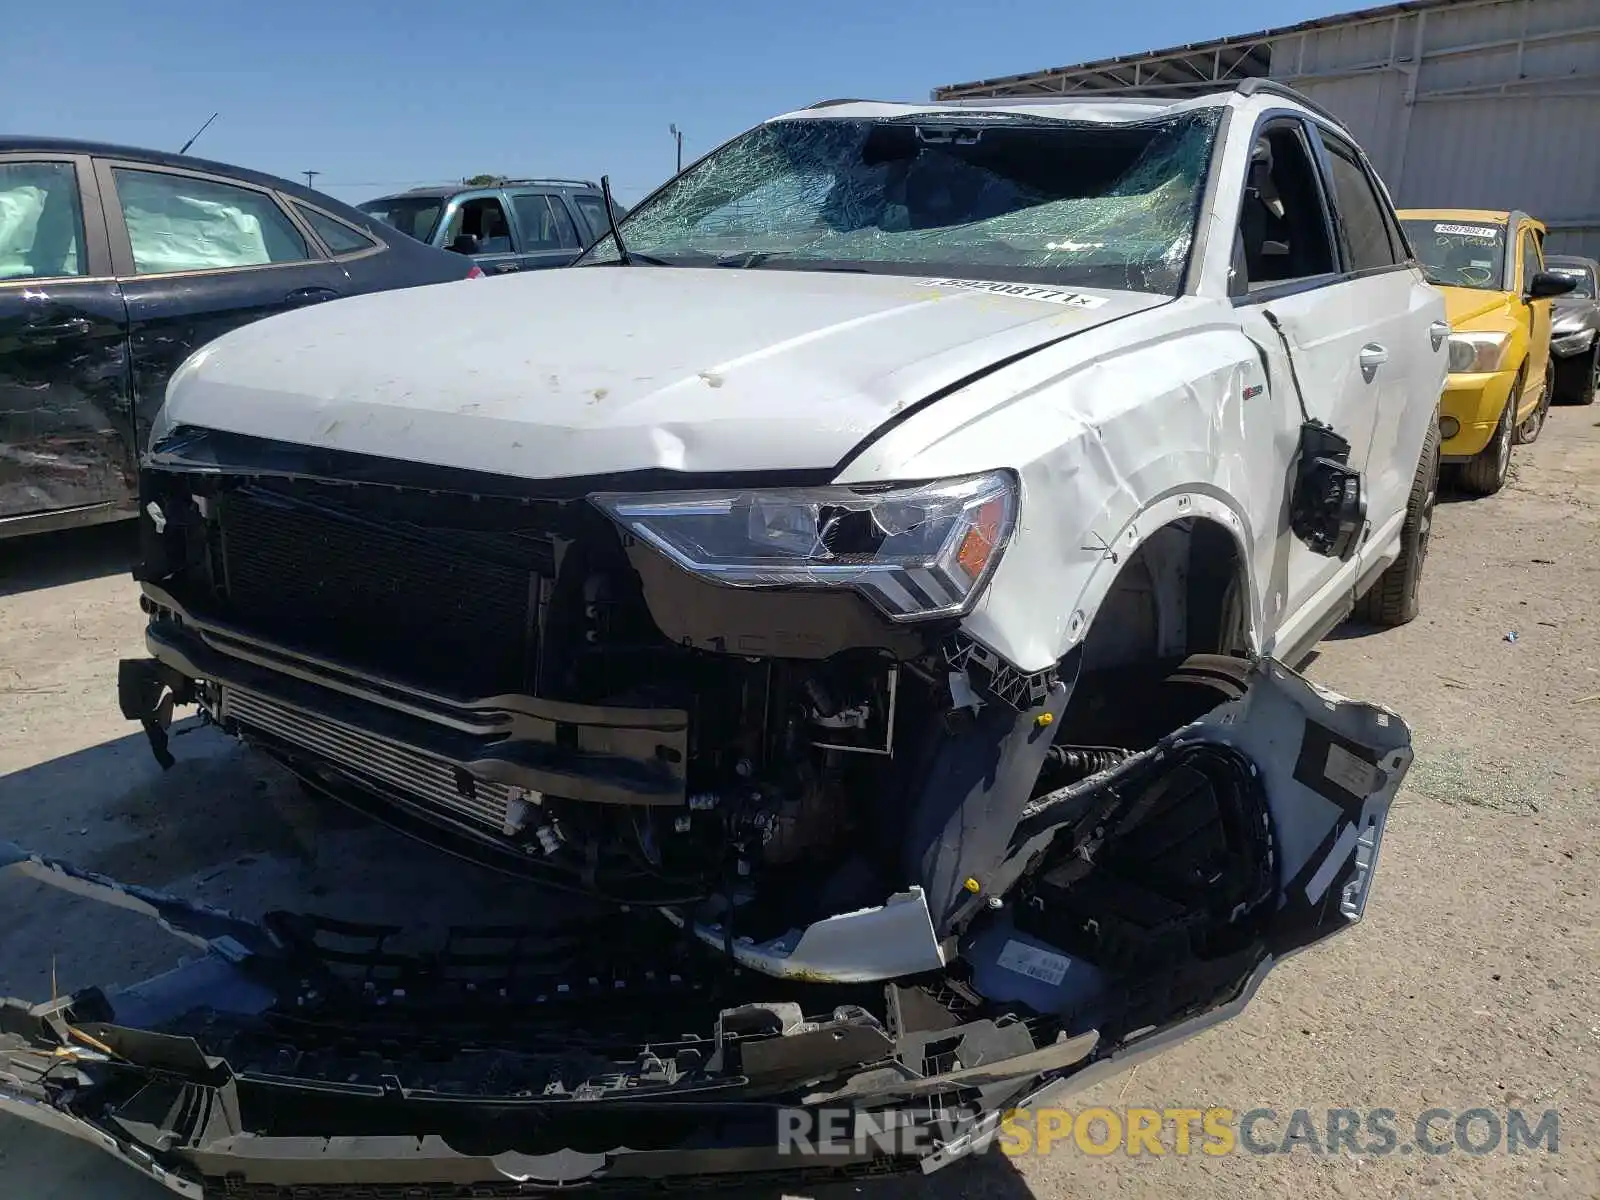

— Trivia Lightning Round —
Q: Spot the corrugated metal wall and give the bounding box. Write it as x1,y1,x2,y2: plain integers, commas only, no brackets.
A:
1272,0,1600,258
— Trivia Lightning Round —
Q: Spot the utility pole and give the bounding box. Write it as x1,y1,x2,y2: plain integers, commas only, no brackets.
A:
669,124,683,175
303,170,320,190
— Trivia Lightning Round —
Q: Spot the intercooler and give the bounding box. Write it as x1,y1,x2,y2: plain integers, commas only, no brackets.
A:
215,488,553,697
221,684,517,832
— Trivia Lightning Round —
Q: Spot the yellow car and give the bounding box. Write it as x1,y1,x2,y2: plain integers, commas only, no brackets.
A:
1396,208,1575,495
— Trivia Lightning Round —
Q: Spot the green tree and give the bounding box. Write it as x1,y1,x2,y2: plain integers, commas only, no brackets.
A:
463,173,507,186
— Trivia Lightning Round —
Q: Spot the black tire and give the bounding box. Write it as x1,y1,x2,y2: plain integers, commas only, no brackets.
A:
1356,419,1440,628
1553,347,1598,406
1458,373,1517,496
1513,371,1551,445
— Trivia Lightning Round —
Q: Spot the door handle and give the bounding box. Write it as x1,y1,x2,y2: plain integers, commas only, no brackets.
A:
1429,320,1450,352
490,262,519,274
1358,343,1388,381
17,316,91,342
284,286,340,306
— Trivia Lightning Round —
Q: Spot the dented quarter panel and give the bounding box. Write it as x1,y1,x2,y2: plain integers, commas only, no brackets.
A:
151,266,1168,477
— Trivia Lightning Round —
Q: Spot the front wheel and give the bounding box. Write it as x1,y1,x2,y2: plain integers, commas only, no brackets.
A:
1553,346,1598,406
1514,372,1551,445
1457,377,1517,496
1356,419,1439,627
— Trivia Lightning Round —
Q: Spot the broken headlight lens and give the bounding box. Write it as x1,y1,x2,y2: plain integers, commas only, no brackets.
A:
592,471,1017,620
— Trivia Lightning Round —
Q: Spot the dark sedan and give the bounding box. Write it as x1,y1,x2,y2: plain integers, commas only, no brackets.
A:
1545,253,1600,405
1,138,478,539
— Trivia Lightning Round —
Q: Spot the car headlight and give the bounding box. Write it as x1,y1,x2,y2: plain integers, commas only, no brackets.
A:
592,470,1018,621
1446,331,1511,373
1551,327,1596,356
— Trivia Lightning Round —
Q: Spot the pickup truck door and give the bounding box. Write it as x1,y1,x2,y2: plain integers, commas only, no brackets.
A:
507,191,585,271
1229,118,1381,658
0,154,135,530
95,160,349,453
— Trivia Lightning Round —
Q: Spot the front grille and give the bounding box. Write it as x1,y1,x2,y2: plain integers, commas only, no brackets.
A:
217,489,549,696
223,685,514,832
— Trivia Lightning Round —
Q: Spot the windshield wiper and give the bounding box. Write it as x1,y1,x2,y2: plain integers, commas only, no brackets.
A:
599,175,634,266
713,250,868,273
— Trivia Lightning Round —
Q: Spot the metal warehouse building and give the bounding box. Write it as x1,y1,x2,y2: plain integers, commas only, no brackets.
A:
934,0,1600,257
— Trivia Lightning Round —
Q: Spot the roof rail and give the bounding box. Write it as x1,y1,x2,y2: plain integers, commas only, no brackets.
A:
1231,78,1350,131
497,177,600,189
801,83,1349,131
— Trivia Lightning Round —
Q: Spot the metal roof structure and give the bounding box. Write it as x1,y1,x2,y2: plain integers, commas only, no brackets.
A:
932,0,1600,258
933,0,1472,99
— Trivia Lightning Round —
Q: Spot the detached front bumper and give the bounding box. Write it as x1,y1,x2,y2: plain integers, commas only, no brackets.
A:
1439,366,1520,459
0,843,1097,1196
12,655,1419,1195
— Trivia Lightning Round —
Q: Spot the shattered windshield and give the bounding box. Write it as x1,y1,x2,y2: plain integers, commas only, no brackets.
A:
577,109,1221,294
1401,218,1508,291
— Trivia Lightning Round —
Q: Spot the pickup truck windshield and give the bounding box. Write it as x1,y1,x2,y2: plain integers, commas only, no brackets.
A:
357,196,444,244
1401,218,1508,291
577,110,1221,294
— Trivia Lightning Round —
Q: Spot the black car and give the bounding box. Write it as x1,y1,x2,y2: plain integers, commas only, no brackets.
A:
357,179,626,275
0,137,477,540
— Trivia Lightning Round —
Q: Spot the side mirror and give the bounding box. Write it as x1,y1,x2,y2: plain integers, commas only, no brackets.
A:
1527,270,1577,301
448,233,481,256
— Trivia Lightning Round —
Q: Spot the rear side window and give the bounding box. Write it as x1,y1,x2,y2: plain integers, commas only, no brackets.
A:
0,161,86,280
358,197,443,243
573,194,623,242
113,168,310,274
294,203,380,255
511,194,580,251
1320,138,1399,272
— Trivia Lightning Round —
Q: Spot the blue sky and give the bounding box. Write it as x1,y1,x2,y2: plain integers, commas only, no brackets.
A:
5,0,1340,206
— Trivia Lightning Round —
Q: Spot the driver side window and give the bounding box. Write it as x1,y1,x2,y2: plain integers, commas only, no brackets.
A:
1231,121,1337,296
442,196,512,253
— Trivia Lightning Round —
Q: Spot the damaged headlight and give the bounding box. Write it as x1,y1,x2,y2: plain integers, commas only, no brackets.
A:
592,471,1017,620
1446,331,1511,373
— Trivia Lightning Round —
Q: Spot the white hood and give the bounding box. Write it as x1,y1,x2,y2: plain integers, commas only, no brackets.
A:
157,266,1168,479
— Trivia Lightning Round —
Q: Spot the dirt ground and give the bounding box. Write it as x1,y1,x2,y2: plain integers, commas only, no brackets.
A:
1,407,1596,1200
